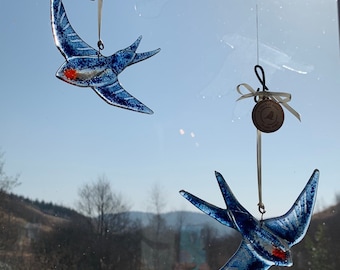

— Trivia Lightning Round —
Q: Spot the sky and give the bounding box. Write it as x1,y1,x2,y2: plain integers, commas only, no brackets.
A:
0,0,339,219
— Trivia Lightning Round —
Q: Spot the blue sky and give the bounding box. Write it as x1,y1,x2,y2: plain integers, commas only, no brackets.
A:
0,0,339,218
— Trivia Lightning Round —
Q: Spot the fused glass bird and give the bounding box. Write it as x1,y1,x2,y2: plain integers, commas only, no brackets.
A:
180,170,319,269
50,0,160,114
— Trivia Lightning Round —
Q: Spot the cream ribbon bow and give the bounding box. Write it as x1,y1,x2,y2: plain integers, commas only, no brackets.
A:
236,83,301,121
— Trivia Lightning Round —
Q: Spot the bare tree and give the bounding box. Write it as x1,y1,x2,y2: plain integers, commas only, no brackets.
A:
0,152,20,194
77,183,93,216
144,183,170,269
148,183,167,214
147,183,167,241
77,174,130,236
174,211,186,264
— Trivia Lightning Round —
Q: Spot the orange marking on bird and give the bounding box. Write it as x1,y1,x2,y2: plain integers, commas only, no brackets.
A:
272,248,287,260
64,69,77,80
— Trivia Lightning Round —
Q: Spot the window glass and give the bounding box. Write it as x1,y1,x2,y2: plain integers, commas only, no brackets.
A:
0,0,339,269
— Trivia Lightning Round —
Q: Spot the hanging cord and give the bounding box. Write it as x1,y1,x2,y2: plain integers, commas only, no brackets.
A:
257,129,265,218
338,0,340,54
97,0,104,53
254,65,269,101
254,65,268,217
255,4,266,218
236,4,300,219
256,4,260,66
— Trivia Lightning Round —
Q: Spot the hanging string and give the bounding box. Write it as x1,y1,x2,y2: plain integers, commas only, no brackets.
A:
254,65,267,217
237,3,300,219
257,129,265,217
97,0,104,53
256,4,260,66
338,0,340,54
255,4,266,217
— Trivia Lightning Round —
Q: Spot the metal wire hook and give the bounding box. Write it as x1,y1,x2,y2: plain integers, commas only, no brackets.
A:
97,40,104,51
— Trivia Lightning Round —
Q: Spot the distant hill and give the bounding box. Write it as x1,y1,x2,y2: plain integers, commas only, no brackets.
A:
128,210,233,235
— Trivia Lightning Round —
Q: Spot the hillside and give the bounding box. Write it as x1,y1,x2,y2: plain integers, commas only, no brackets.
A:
0,192,87,269
0,194,59,268
0,192,339,269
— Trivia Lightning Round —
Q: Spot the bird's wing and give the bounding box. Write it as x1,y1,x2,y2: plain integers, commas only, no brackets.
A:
92,81,153,114
51,0,97,59
179,171,253,230
220,240,271,270
214,171,250,214
264,169,319,247
179,190,237,229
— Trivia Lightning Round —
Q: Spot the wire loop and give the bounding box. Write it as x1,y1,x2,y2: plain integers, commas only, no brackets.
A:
97,40,104,51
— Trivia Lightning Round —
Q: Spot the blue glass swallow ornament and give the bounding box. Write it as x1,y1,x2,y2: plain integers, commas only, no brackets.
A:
180,170,319,269
51,0,160,114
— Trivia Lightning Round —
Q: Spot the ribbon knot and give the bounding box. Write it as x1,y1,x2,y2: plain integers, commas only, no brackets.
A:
236,65,301,121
